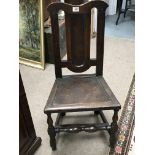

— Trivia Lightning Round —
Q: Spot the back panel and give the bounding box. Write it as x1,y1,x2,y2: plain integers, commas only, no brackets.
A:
47,1,108,78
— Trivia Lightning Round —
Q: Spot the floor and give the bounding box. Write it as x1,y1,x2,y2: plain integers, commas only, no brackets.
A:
20,35,135,155
105,12,135,40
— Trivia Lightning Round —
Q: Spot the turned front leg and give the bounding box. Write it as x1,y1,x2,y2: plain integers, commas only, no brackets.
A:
110,109,119,149
47,114,56,151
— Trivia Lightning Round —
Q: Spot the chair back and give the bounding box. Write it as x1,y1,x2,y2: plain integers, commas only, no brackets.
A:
47,0,108,78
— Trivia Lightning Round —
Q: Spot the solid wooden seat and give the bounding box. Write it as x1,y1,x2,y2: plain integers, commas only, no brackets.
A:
45,75,120,113
44,0,121,152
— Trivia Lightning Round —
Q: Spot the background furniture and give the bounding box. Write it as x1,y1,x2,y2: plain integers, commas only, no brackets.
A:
44,20,66,63
19,72,41,155
44,0,121,151
116,0,135,25
44,0,66,64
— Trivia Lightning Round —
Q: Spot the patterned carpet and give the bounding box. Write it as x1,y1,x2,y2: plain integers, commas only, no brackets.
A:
110,75,135,155
128,127,135,155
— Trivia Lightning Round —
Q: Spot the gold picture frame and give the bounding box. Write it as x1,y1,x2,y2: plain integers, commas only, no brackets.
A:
19,0,45,69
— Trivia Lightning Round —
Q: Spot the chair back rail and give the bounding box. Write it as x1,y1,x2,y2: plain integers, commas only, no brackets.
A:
47,0,108,78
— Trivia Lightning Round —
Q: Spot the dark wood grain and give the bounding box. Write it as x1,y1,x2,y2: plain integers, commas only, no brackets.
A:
44,75,121,114
47,114,56,150
50,11,62,78
96,9,105,75
19,72,41,155
55,123,111,133
110,109,119,149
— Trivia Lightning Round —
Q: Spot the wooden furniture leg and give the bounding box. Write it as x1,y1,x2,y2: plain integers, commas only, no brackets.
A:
124,0,129,18
110,109,119,149
47,114,56,150
116,13,121,25
61,112,66,116
116,0,122,25
94,110,100,115
124,9,127,18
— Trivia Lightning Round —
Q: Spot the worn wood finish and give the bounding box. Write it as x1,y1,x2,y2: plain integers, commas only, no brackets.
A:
47,114,56,150
50,12,62,78
110,109,119,149
54,110,111,133
96,9,105,75
64,0,91,72
55,123,111,133
44,75,120,113
65,12,91,72
45,0,121,151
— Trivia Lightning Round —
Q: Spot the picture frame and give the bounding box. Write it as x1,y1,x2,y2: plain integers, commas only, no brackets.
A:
19,0,45,69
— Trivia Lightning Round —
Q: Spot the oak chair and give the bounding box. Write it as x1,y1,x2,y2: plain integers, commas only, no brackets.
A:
44,0,121,151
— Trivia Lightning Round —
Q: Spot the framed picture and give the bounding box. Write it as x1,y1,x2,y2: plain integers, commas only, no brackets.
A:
19,0,45,69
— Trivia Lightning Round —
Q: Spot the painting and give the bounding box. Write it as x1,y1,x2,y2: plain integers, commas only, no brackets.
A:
19,0,45,69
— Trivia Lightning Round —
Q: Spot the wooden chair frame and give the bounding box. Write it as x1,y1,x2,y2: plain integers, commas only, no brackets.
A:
44,0,121,151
